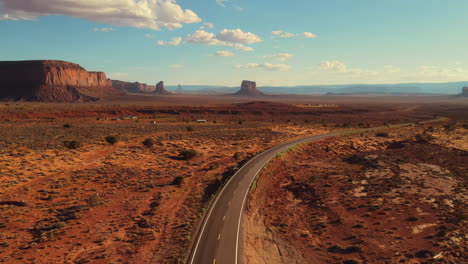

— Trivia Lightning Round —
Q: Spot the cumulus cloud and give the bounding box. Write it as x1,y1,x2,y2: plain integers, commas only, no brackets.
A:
303,32,317,38
184,29,258,51
157,36,182,46
271,30,283,35
319,61,378,76
235,63,291,72
217,29,262,44
263,53,293,62
185,30,225,45
94,27,114,32
0,0,201,30
214,51,234,57
384,65,401,74
319,61,348,73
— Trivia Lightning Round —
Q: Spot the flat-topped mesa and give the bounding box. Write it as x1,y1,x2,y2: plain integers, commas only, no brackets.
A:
155,81,171,95
0,60,120,102
233,80,264,96
462,87,468,96
111,80,156,93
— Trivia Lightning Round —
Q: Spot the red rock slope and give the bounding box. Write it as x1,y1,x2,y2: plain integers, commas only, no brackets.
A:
0,60,120,102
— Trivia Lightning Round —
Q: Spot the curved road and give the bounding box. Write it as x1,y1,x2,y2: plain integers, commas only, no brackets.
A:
188,119,445,264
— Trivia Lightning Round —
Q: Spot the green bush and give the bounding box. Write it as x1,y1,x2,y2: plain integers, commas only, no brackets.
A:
64,140,81,149
105,135,119,145
179,149,198,160
142,138,156,147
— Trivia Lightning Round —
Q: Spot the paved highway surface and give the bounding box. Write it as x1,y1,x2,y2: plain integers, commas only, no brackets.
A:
188,119,445,264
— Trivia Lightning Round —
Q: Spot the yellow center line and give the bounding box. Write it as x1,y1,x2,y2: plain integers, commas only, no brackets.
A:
218,233,221,240
223,215,226,221
213,259,216,264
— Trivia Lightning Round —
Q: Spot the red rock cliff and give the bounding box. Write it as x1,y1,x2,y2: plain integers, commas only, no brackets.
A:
0,60,119,102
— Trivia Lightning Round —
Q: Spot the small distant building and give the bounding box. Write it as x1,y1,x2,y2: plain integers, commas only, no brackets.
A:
196,120,207,123
121,116,138,120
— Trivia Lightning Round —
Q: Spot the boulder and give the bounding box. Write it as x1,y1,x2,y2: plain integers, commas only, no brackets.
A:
0,60,120,102
233,80,264,96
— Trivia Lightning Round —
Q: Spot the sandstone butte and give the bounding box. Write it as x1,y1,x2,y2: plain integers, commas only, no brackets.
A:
154,81,171,95
0,60,120,102
111,80,156,93
233,80,265,96
462,87,468,96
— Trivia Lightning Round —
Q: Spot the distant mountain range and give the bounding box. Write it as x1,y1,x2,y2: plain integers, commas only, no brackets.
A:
166,81,468,95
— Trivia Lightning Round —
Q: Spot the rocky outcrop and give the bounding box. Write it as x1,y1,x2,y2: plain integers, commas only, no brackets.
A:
0,60,119,102
461,87,468,96
233,80,264,96
111,80,156,93
155,81,171,95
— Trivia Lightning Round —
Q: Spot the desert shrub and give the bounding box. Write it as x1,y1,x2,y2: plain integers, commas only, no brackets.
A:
142,138,155,147
86,194,100,207
406,216,419,222
341,260,361,264
462,123,468,129
415,133,435,142
186,126,194,132
328,245,362,254
415,249,434,258
64,140,81,149
172,176,184,186
375,132,389,137
179,149,198,160
105,135,119,145
324,146,331,152
233,152,241,160
63,124,73,128
238,120,243,125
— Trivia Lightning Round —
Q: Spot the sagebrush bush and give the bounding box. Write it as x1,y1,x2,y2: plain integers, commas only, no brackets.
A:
142,138,155,147
105,135,119,145
179,149,198,160
64,140,81,149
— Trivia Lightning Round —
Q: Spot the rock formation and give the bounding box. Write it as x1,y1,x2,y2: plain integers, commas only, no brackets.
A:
111,80,156,93
233,80,264,96
0,60,119,102
461,87,468,96
154,81,171,95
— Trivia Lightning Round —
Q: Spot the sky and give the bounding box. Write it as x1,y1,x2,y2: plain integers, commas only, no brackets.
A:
0,0,467,86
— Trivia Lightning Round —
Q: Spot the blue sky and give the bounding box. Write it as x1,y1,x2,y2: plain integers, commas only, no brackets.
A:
0,0,467,86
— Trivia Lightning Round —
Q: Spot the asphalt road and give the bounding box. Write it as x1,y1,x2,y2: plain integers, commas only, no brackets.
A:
187,120,444,264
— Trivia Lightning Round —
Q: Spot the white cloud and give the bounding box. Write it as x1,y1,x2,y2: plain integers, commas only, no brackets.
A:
185,30,225,45
303,32,317,38
0,0,201,30
217,29,262,44
216,0,229,7
235,63,291,72
145,33,154,39
200,22,215,30
157,36,182,46
94,27,114,32
169,64,184,68
271,30,283,35
234,44,254,52
318,61,379,76
279,32,296,38
214,51,234,57
263,53,293,62
184,29,258,51
319,61,348,73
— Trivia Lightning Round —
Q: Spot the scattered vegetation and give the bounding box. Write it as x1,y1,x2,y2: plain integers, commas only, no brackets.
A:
63,124,73,128
63,140,81,149
179,149,198,160
142,138,156,147
105,135,119,145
